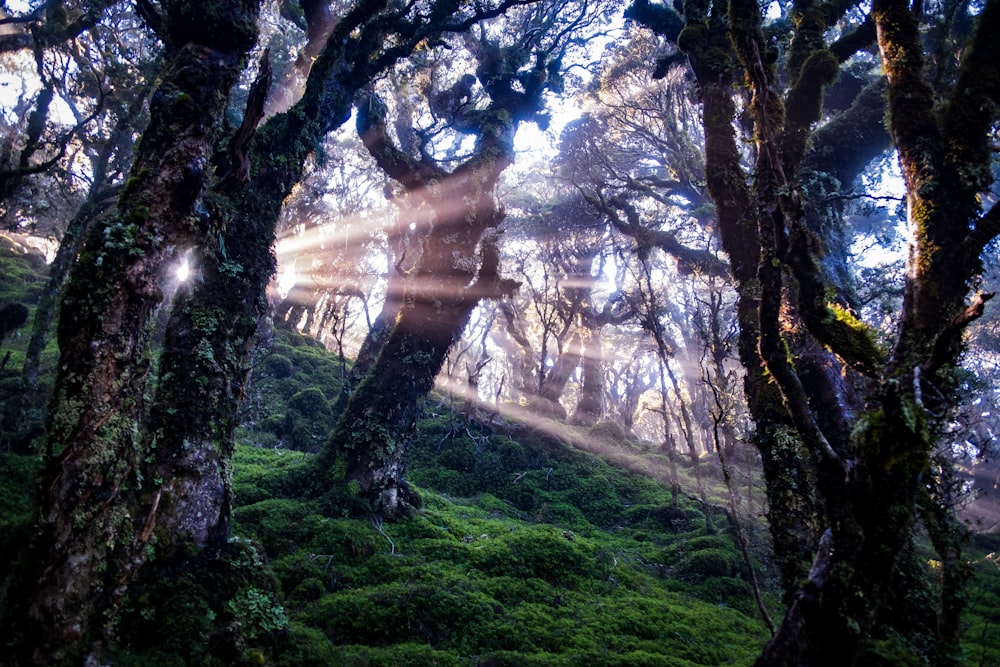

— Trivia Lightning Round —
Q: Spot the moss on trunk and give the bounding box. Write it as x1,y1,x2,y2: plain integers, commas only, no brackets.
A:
1,3,261,663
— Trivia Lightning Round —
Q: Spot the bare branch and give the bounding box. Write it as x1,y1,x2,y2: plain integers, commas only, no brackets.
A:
967,198,1000,258
924,291,996,375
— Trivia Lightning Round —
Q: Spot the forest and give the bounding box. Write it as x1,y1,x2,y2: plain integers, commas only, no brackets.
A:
1,0,999,665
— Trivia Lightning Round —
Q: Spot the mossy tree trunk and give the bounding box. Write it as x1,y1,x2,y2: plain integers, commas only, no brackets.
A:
639,0,825,599
1,3,261,663
15,76,156,452
314,84,521,516
629,0,1000,663
571,327,606,427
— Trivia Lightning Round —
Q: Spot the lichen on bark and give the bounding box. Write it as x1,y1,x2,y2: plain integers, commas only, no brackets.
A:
0,2,262,663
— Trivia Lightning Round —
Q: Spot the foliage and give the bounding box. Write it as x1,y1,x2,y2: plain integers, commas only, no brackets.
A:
962,532,1000,666
2,278,998,664
0,236,56,449
109,538,287,667
0,451,40,565
239,328,343,452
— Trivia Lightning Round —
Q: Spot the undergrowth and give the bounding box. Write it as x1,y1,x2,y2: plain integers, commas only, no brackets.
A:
224,327,777,664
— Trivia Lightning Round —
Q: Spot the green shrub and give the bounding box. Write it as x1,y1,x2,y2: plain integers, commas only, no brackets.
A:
681,548,742,579
331,643,465,666
287,387,330,415
261,413,285,435
263,354,294,378
288,577,326,604
470,525,595,587
274,623,341,667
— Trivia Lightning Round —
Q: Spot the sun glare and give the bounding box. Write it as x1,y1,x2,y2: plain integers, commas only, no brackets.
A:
176,256,191,283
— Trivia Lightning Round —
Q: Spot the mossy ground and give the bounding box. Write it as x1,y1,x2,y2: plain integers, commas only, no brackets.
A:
231,448,772,666
961,531,1000,666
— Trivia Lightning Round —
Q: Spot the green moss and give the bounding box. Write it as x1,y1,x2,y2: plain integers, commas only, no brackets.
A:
220,428,774,666
0,452,40,565
823,302,887,374
6,298,781,665
110,539,286,666
802,50,840,86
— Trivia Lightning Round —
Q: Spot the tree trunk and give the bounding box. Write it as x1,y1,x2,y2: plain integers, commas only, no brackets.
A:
629,0,1000,662
531,330,581,420
2,4,260,662
649,0,826,608
314,93,515,516
15,77,154,452
571,327,605,426
754,0,1000,661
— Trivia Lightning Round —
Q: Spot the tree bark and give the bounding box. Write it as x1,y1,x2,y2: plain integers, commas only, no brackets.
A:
1,3,261,663
571,327,605,426
15,75,154,451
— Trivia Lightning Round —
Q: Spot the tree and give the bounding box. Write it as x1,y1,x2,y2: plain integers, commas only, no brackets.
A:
0,2,159,441
131,0,557,610
305,1,622,517
628,0,1000,663
0,0,123,209
1,2,263,663
5,0,575,661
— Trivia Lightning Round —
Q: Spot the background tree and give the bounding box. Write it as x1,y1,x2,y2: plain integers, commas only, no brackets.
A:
0,2,159,450
0,0,122,210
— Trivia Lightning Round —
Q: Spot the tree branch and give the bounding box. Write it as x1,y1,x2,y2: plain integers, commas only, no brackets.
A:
215,48,273,193
356,90,444,191
0,0,117,53
941,0,1000,196
582,190,730,277
967,198,1000,257
829,15,875,62
804,79,889,188
872,0,940,197
923,291,996,376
